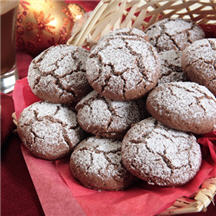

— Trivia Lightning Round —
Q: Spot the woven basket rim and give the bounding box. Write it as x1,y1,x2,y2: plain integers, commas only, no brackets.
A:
67,0,216,47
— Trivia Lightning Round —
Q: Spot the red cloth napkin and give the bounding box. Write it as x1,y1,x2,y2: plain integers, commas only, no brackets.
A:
55,158,215,216
1,134,45,216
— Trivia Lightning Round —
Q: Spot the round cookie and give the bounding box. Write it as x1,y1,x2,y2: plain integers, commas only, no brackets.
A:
75,91,141,139
101,27,148,41
122,117,202,186
86,28,160,101
70,137,135,190
17,101,84,160
145,18,205,52
146,82,216,134
28,44,91,104
158,50,186,84
182,39,216,96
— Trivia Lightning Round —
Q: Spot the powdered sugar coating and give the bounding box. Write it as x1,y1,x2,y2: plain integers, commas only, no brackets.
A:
101,27,148,41
17,101,84,160
76,91,141,138
28,45,91,104
70,137,134,190
122,117,202,186
145,18,205,52
182,39,216,95
146,82,216,134
158,50,186,84
86,28,160,101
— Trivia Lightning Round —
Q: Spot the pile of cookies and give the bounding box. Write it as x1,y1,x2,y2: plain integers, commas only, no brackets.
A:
17,18,216,191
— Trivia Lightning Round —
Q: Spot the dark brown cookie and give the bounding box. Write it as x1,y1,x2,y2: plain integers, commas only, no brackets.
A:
122,118,202,186
158,50,186,84
146,82,216,134
86,28,160,101
17,101,84,160
28,45,91,104
75,91,141,139
70,137,135,191
145,18,205,52
182,39,216,96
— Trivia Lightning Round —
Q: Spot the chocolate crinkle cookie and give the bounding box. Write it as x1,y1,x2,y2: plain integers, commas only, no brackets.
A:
75,91,141,139
70,137,135,191
101,27,148,41
145,18,204,84
122,118,202,186
86,28,160,101
28,45,91,104
146,82,216,134
182,38,216,96
17,101,84,160
158,50,186,84
145,18,205,52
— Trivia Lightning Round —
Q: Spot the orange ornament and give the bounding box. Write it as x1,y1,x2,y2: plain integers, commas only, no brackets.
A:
16,0,84,55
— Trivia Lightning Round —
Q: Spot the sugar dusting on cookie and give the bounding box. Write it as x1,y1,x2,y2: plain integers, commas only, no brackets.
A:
70,137,134,190
145,18,205,52
28,45,91,104
86,28,160,101
122,117,202,186
18,101,83,160
146,82,216,134
182,38,216,95
76,91,141,138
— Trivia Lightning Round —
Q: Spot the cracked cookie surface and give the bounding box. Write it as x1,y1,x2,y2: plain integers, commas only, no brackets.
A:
101,27,149,41
158,50,186,84
86,28,160,101
122,117,202,186
145,18,205,52
17,101,84,160
182,39,216,96
146,82,216,134
28,45,91,104
70,137,135,190
75,91,141,139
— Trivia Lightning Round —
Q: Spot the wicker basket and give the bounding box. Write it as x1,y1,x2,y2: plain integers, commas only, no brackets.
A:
67,0,216,47
66,0,216,215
